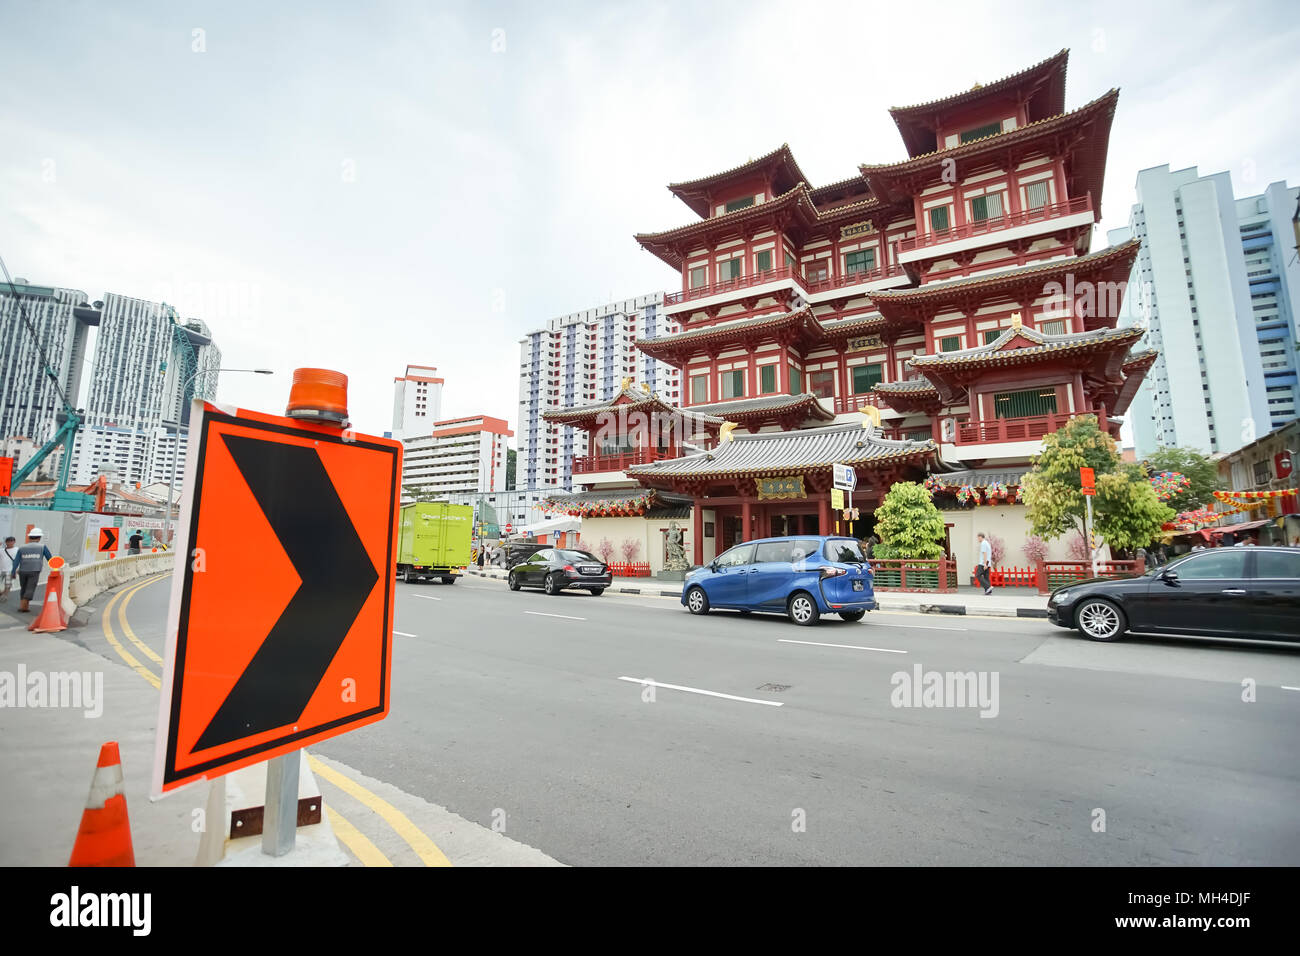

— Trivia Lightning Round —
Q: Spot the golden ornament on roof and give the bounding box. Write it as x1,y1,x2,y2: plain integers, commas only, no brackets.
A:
859,405,882,429
621,376,632,390
719,421,739,443
1011,311,1023,330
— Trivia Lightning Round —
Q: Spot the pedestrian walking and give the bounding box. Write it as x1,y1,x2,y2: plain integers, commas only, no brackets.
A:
477,544,486,568
1,536,18,604
127,530,143,555
975,532,993,595
13,527,53,613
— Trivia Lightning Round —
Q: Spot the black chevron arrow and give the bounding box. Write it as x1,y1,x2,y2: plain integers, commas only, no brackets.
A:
194,435,379,752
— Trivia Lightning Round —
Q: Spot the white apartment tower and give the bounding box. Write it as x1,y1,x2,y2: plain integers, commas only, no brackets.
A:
1109,165,1271,456
517,293,677,490
72,293,222,486
391,365,443,439
401,415,512,497
0,281,96,476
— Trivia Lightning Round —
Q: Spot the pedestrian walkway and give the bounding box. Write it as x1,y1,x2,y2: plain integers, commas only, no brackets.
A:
465,568,1049,617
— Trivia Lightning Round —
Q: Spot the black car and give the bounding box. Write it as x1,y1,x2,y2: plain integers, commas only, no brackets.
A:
508,548,612,596
1048,546,1300,643
501,542,549,569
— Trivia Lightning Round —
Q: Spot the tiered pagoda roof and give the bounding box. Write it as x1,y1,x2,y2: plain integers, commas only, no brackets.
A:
628,421,937,483
869,238,1141,329
635,306,825,364
863,88,1119,212
907,323,1148,405
667,144,810,218
686,393,836,429
542,384,724,430
888,49,1070,156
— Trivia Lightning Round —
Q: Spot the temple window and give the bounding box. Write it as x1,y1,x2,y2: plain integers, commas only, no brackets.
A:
789,366,803,395
1039,318,1067,335
851,363,883,394
1024,180,1050,210
844,248,876,275
940,335,961,352
755,250,773,273
983,328,1002,345
721,370,745,399
689,266,707,289
691,373,709,403
970,193,1004,221
928,206,950,233
804,259,829,282
724,196,755,213
959,121,1002,144
994,387,1058,419
718,258,742,281
760,364,777,394
809,370,836,399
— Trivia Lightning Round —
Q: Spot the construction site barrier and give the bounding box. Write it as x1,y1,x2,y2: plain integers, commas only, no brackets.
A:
65,551,174,608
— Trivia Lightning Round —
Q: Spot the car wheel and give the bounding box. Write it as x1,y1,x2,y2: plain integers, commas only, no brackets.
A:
588,588,605,596
685,586,710,615
1075,598,1126,642
544,573,562,596
508,573,521,592
402,568,413,583
840,609,866,622
787,591,820,626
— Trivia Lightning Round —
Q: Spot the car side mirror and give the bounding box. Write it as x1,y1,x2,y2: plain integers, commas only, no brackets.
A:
1159,569,1179,583
709,561,719,572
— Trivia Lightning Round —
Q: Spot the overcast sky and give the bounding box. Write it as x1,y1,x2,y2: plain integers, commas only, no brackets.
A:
3,0,1298,438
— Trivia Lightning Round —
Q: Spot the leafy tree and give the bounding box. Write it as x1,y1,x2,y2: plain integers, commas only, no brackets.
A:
1020,415,1173,552
873,481,946,560
1140,445,1221,512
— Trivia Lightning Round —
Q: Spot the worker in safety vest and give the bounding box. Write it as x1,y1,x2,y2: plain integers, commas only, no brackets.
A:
12,528,53,613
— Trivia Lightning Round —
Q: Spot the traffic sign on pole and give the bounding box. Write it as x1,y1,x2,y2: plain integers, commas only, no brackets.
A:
98,527,119,554
152,399,402,796
1080,467,1096,496
833,463,857,492
0,455,13,497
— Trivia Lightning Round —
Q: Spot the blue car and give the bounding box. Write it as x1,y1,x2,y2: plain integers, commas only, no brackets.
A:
681,535,876,626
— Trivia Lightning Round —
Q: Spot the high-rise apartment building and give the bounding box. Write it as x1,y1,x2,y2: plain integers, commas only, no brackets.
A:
1237,181,1300,429
391,365,443,439
71,293,221,486
1109,165,1280,455
517,293,678,490
401,415,512,497
0,281,97,477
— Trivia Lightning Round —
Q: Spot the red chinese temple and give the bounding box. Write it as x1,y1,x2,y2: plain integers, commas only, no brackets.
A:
545,50,1154,574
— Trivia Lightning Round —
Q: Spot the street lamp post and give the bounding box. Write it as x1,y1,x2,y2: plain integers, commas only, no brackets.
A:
162,368,273,547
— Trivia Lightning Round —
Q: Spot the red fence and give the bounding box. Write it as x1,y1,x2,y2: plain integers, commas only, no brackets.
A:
1034,559,1143,594
868,558,958,593
609,562,651,578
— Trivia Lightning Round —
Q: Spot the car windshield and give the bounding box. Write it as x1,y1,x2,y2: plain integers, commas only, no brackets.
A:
824,538,867,563
558,550,600,563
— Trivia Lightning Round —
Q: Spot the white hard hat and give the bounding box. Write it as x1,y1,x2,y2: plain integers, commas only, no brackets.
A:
28,527,44,537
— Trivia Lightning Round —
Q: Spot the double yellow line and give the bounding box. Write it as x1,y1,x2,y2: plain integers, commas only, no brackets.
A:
99,574,450,867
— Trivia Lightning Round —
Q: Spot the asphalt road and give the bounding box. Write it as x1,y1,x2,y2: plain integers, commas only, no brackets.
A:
316,575,1300,866
64,572,1300,866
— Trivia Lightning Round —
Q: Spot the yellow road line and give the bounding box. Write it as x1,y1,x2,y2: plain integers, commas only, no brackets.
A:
326,806,393,867
308,755,453,867
101,580,161,688
118,572,169,664
102,573,443,868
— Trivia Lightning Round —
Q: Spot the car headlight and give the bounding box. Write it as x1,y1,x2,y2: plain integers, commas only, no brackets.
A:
1052,589,1072,604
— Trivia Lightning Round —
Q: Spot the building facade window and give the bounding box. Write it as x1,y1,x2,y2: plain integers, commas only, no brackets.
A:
940,335,961,352
691,374,708,404
852,363,883,394
983,328,1002,345
725,196,755,213
844,248,876,275
760,364,777,394
1024,181,1049,209
809,370,836,398
755,250,772,273
718,258,742,281
959,121,1002,143
690,266,707,289
721,369,745,399
993,388,1058,419
929,206,950,233
789,366,803,395
970,193,1003,221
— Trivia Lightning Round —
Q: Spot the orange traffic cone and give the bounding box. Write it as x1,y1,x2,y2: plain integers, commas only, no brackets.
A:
29,557,68,633
69,742,136,867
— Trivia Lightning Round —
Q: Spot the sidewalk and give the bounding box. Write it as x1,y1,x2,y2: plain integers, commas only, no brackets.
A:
465,568,1048,618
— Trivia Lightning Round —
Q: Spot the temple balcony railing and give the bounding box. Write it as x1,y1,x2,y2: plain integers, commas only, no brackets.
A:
897,194,1094,258
571,448,676,474
951,408,1114,446
804,262,907,294
664,266,810,308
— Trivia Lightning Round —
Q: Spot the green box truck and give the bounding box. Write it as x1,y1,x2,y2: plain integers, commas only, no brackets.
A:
396,502,473,583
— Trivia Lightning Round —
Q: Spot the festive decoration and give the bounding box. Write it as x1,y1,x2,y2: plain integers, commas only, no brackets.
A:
1213,489,1291,502
543,492,655,518
925,473,1022,506
1149,471,1191,501
984,481,1009,502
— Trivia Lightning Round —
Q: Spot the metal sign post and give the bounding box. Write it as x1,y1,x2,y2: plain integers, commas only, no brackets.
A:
1081,467,1100,577
262,750,301,857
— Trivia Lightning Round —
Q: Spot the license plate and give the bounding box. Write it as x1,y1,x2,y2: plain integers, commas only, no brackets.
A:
581,566,601,575
852,580,864,591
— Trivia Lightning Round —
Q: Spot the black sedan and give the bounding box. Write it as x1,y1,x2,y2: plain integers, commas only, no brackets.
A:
1048,546,1300,643
508,548,612,596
